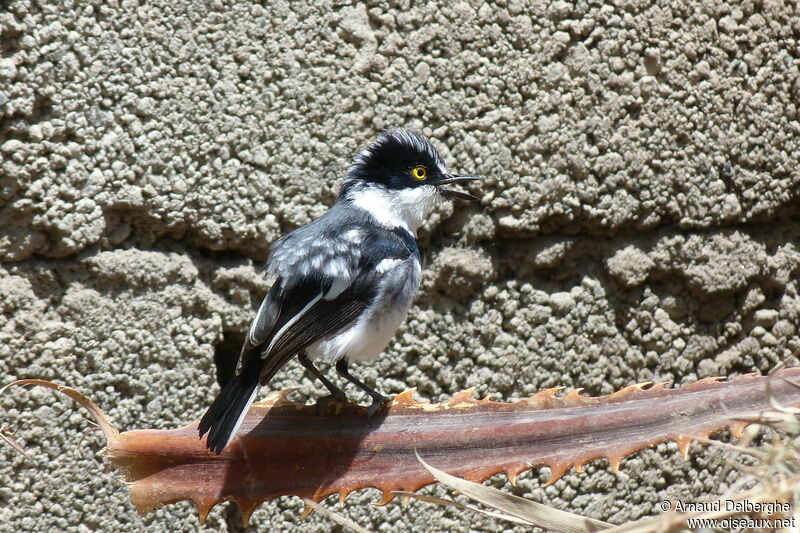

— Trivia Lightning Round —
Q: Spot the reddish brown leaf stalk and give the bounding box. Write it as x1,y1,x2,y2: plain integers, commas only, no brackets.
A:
4,370,800,525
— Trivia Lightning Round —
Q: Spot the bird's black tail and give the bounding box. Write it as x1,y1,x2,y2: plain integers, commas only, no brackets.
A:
199,355,263,454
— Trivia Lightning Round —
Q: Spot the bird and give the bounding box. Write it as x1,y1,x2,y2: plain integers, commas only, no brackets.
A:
198,129,480,453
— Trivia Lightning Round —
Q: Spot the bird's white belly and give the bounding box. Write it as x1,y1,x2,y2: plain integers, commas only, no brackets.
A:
308,306,409,363
306,258,420,363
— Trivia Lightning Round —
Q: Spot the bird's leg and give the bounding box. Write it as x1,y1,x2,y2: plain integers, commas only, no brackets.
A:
335,358,390,422
297,352,348,415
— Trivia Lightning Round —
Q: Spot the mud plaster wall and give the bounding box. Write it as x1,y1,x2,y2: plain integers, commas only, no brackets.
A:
1,0,800,531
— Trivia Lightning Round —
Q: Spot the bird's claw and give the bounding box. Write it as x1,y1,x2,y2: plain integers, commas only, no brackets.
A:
315,390,348,416
367,394,390,425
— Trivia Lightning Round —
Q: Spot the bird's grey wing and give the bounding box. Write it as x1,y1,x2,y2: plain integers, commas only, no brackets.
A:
235,270,377,384
261,228,416,360
244,277,284,350
238,226,415,383
243,223,364,349
235,223,366,380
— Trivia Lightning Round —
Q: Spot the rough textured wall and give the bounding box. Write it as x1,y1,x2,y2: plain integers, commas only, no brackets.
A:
2,0,799,531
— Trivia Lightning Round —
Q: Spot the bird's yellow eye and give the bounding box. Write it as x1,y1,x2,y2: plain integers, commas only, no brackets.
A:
411,166,428,181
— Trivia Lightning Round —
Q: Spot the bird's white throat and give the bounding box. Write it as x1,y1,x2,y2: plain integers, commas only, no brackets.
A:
346,184,439,234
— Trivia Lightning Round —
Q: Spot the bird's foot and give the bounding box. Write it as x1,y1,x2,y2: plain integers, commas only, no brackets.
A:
367,393,390,424
315,390,349,416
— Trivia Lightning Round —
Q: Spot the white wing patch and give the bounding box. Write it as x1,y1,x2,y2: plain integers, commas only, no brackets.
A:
265,292,323,355
342,229,362,242
375,258,403,274
323,257,349,278
268,230,361,287
324,276,350,300
247,296,274,346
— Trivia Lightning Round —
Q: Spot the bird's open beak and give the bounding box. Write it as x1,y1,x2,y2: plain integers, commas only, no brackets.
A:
437,174,481,202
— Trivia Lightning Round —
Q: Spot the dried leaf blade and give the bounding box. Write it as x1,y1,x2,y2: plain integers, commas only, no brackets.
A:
0,424,30,458
0,379,119,444
392,490,536,526
416,451,612,533
301,498,374,533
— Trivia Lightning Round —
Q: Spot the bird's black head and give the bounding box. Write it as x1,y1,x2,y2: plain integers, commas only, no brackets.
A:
341,129,479,202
